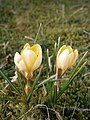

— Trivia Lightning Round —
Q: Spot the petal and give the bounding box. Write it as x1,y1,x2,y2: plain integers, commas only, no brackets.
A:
21,43,30,54
31,44,42,71
21,50,37,72
71,49,78,66
57,49,69,72
18,60,27,72
14,52,21,66
68,52,74,68
57,45,67,56
67,46,73,53
30,44,41,56
23,43,30,49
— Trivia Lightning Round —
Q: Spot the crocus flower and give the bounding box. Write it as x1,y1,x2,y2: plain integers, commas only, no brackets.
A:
14,43,42,79
57,45,78,75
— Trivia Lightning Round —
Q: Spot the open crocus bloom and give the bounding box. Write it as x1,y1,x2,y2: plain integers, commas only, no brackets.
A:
57,45,78,75
14,43,42,79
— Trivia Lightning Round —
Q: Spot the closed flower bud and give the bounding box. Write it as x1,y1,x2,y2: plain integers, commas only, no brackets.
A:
14,43,42,79
57,45,78,75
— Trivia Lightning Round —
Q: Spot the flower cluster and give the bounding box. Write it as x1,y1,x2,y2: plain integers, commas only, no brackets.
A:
14,43,78,79
14,43,78,94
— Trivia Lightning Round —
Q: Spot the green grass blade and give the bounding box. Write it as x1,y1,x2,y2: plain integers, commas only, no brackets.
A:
68,51,87,79
34,74,56,92
53,85,57,107
0,70,20,94
57,61,87,100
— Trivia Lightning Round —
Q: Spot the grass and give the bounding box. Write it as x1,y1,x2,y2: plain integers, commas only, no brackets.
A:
0,0,90,120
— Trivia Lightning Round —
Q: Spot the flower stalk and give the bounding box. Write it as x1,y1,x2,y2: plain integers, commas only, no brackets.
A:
24,80,31,96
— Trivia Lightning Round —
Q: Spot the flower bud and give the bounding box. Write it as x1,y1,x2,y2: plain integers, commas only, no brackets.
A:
14,43,42,79
57,45,78,75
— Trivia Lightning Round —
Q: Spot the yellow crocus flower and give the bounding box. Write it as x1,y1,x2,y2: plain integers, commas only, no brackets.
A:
57,45,78,75
14,43,42,79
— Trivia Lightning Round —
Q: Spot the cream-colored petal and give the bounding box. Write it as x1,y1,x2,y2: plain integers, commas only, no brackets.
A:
14,52,21,66
23,43,30,49
30,44,41,55
71,49,78,66
57,49,69,72
21,50,37,71
57,45,67,57
18,60,27,72
67,46,73,53
21,43,30,54
31,44,42,71
68,52,74,68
